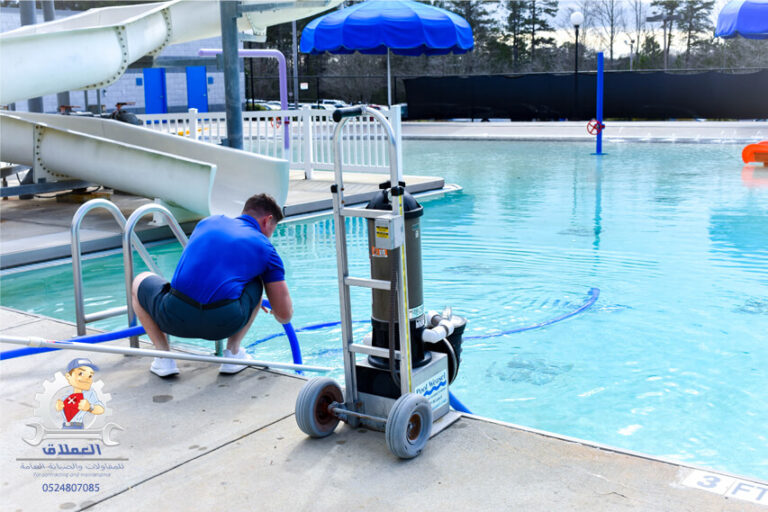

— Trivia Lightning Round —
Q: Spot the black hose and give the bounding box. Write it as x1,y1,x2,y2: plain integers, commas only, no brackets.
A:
389,249,399,388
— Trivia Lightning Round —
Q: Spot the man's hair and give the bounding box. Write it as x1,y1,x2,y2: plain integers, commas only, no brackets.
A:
242,194,284,222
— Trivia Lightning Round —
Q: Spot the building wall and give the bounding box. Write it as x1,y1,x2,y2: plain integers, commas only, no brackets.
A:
1,6,244,114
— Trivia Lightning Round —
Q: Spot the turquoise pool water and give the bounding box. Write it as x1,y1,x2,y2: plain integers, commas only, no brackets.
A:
2,140,767,480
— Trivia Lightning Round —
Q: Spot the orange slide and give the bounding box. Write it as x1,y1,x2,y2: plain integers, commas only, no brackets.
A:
742,141,768,164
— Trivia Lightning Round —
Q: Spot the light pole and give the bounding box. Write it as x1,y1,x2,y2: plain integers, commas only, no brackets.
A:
646,12,679,70
570,11,584,120
626,38,635,71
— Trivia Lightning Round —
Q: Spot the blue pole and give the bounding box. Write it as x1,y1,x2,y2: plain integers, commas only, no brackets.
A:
596,52,604,155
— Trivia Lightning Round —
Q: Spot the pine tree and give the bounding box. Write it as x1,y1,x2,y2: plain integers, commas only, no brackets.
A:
523,0,559,66
649,0,682,68
444,1,497,51
677,0,715,66
443,1,498,73
637,34,664,69
501,0,529,71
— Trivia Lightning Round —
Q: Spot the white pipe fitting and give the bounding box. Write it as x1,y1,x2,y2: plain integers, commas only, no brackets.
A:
422,311,458,342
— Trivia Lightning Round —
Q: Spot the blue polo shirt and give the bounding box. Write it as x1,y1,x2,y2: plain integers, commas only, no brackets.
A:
171,215,285,304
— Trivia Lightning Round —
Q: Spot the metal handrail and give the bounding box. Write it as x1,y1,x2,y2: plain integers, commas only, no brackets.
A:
71,199,160,336
330,106,413,399
122,203,189,348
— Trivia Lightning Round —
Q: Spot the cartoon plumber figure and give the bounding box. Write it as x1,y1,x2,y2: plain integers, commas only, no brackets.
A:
55,358,105,429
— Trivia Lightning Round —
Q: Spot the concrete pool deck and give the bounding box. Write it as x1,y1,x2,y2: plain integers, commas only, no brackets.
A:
402,120,768,143
0,170,446,269
1,307,766,511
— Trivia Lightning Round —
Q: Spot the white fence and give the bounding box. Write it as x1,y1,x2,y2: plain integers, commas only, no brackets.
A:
138,107,402,179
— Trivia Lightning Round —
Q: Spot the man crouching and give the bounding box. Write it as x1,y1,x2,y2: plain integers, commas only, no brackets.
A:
132,193,293,377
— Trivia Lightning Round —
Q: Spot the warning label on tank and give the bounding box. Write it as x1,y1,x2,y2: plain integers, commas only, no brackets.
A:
415,369,448,410
371,247,388,258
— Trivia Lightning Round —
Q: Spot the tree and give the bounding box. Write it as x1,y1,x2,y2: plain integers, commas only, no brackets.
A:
636,33,663,69
450,0,498,41
523,0,559,67
502,0,529,71
649,0,681,69
677,0,715,66
595,0,625,67
627,0,648,65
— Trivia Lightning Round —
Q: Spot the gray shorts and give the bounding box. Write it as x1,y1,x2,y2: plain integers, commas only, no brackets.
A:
137,275,263,340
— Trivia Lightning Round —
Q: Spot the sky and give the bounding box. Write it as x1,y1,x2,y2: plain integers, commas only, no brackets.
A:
485,0,731,57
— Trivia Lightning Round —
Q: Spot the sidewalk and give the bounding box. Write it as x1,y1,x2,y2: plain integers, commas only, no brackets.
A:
402,120,768,143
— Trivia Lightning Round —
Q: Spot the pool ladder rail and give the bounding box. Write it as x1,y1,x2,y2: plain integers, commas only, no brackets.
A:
70,199,207,350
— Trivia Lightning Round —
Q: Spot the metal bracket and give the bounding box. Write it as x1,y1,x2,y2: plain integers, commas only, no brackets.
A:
148,8,173,57
83,25,130,90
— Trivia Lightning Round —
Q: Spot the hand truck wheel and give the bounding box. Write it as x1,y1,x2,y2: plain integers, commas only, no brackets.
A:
295,377,343,438
385,393,432,459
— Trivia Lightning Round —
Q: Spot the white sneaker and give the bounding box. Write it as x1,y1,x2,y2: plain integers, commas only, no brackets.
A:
150,357,180,377
219,348,252,374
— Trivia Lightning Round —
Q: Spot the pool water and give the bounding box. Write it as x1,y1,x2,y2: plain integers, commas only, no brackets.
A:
2,140,767,480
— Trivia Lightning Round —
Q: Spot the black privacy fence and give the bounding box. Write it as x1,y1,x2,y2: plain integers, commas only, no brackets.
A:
403,70,768,121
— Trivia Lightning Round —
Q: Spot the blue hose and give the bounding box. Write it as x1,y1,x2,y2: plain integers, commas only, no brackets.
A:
463,287,600,340
248,287,599,347
2,287,598,361
3,289,599,418
261,299,303,372
0,299,307,366
0,325,147,361
449,391,472,414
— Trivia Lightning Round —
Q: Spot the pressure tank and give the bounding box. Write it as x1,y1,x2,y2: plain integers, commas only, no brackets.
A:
366,183,429,369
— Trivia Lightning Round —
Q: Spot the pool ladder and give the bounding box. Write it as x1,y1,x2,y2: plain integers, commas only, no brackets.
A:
69,199,223,352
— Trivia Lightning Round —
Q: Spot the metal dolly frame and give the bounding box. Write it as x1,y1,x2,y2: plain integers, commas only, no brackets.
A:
295,106,448,459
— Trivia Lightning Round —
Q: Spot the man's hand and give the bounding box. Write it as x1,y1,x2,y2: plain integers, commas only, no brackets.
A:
264,280,293,324
55,399,64,411
78,399,91,412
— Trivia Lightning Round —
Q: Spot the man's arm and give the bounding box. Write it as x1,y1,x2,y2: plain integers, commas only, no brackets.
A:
264,280,293,324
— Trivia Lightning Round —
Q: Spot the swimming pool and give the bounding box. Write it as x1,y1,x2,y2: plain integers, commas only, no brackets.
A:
2,140,766,480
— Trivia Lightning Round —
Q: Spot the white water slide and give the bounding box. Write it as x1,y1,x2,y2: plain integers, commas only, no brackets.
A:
1,111,288,217
0,0,341,214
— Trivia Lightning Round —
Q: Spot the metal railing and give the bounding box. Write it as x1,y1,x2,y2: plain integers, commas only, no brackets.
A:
122,203,189,348
71,200,192,350
137,106,402,179
71,199,160,337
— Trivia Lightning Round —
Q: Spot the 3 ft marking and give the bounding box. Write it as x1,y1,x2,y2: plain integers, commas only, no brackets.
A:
681,470,768,506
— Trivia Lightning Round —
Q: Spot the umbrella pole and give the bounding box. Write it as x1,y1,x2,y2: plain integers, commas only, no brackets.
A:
387,49,392,107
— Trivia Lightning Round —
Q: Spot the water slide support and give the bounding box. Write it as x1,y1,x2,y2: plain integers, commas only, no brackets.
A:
19,0,42,113
220,0,244,150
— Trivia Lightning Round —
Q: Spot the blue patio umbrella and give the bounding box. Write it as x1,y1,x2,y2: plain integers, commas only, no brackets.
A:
715,0,768,39
300,0,473,105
